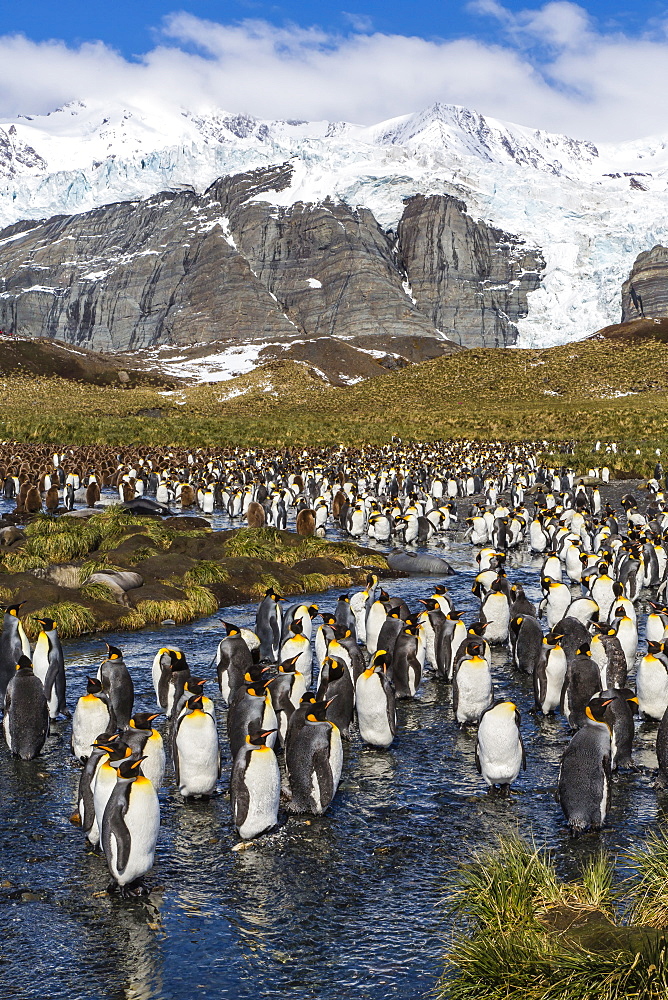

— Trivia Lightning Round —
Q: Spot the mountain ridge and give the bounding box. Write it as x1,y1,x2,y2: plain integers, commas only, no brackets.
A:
2,98,668,348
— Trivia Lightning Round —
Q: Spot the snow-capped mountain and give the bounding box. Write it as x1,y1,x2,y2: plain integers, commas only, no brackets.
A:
1,98,668,347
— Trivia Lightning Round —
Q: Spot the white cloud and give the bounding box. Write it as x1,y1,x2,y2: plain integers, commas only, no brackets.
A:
0,4,667,142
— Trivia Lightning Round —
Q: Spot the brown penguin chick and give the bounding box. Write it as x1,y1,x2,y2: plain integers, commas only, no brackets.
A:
86,481,100,507
246,501,266,528
121,481,135,502
24,485,42,513
45,485,60,512
180,484,195,507
332,490,347,519
14,482,29,513
296,508,316,537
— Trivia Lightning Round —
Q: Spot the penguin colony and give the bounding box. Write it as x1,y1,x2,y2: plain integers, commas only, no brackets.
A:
2,439,668,892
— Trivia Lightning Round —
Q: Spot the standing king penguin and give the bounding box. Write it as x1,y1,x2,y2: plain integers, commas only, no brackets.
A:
31,617,67,719
102,756,160,893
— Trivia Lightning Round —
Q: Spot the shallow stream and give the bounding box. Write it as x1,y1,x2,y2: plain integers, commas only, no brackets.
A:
0,500,662,1000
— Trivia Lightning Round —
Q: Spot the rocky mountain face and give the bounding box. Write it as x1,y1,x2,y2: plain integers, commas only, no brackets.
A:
0,162,543,361
398,194,543,348
621,246,668,322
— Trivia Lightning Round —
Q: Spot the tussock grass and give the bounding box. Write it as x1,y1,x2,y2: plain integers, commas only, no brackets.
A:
626,831,668,928
442,836,668,1000
23,602,97,640
300,572,352,592
248,574,284,599
224,527,388,570
117,609,148,630
80,581,118,603
121,545,160,566
0,584,17,603
0,550,48,573
184,561,231,585
134,584,218,627
2,342,668,472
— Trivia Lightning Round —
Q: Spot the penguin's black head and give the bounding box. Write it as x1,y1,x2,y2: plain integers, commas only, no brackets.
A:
185,677,207,696
34,617,56,631
320,613,336,626
279,655,301,673
117,756,146,780
577,642,592,657
305,700,330,723
105,643,123,660
3,602,25,617
130,712,161,730
291,619,305,635
338,594,350,604
418,598,439,612
465,641,484,658
612,582,624,597
647,641,663,655
86,676,103,694
326,658,346,680
169,650,188,671
586,695,615,726
186,695,204,712
246,727,277,747
15,654,32,671
300,693,318,706
222,621,240,636
245,685,266,698
307,605,319,618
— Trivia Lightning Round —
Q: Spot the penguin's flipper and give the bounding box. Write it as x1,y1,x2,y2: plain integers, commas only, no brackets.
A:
474,743,482,775
311,745,334,810
231,765,250,829
107,789,132,875
520,733,527,771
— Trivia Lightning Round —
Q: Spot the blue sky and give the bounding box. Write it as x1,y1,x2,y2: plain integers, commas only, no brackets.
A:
4,1,665,53
2,1,668,140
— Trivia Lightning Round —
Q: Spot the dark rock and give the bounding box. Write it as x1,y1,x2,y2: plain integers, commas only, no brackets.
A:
622,245,668,322
398,193,544,347
0,162,542,354
163,516,212,530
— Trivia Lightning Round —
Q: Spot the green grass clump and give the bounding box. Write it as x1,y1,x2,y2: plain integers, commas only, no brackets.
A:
184,561,231,585
626,831,668,928
23,602,97,640
134,584,218,626
442,836,668,1000
117,609,148,630
80,582,118,603
121,545,160,566
0,550,48,573
300,572,352,592
0,584,17,603
224,527,388,570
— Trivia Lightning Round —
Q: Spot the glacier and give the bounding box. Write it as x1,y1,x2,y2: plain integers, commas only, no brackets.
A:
2,97,668,348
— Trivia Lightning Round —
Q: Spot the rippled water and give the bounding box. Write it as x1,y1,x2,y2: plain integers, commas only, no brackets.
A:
0,498,661,1000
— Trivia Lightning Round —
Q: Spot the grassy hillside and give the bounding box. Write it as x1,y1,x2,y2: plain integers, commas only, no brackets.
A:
1,333,667,474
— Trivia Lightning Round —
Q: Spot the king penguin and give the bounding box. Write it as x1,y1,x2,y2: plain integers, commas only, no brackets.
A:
0,602,30,706
71,676,116,761
31,616,67,719
230,725,280,840
101,756,160,892
3,654,49,759
98,643,134,728
557,694,613,834
173,695,220,798
355,651,396,748
475,700,525,795
286,699,343,814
